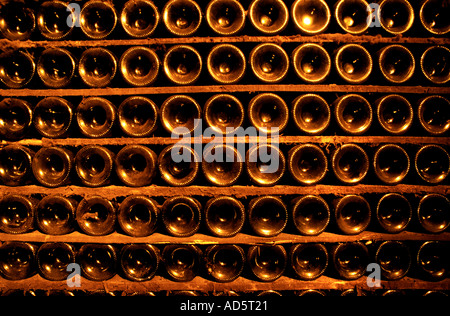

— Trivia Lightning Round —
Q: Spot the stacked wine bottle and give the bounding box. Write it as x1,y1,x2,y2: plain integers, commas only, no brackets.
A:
0,0,449,297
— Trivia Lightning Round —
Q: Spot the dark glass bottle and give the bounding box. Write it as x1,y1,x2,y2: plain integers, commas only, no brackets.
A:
162,244,202,282
335,44,373,84
0,51,35,89
373,144,410,185
202,144,243,187
160,95,201,136
421,46,450,85
37,0,75,40
162,0,202,36
37,48,76,88
78,244,117,281
332,144,369,185
376,94,413,135
418,194,450,233
292,94,330,135
418,95,450,135
376,193,412,233
290,243,328,280
118,96,158,137
291,0,331,35
248,93,289,134
248,196,288,237
332,242,369,280
78,48,118,88
76,97,117,138
417,241,449,281
0,145,34,186
161,196,201,237
378,0,415,34
33,97,73,139
334,94,373,135
75,196,116,236
121,0,160,38
0,242,36,280
248,0,289,35
205,244,245,282
75,145,114,187
80,0,117,39
0,98,33,140
334,0,371,35
163,45,202,85
420,0,450,35
246,144,286,186
375,241,411,280
206,0,246,36
415,145,450,184
158,144,200,187
36,195,77,235
120,244,160,281
378,45,415,84
335,195,371,235
292,43,332,83
204,196,245,237
292,195,330,236
118,195,159,237
288,144,328,185
0,195,35,234
37,243,76,281
0,2,35,40
207,44,246,84
32,147,73,187
247,245,287,282
115,145,157,187
120,46,160,87
250,43,290,83
204,94,244,135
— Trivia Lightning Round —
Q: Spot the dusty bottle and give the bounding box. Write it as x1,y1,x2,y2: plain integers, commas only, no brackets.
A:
162,244,202,282
247,244,287,282
248,93,289,134
378,45,415,84
160,95,201,136
334,0,371,35
78,244,117,281
0,2,35,40
76,97,117,138
163,45,202,85
335,44,373,84
248,0,289,35
248,196,288,237
246,144,286,186
292,195,330,236
207,44,246,84
250,43,290,83
334,94,373,135
376,193,412,233
37,48,76,88
374,144,410,184
118,96,158,137
0,51,35,89
332,144,369,185
0,242,36,280
32,147,73,187
205,244,245,282
37,243,76,281
120,244,160,281
335,195,371,235
418,194,450,233
378,0,415,34
37,0,75,40
290,243,328,280
332,242,369,280
418,95,450,135
292,94,330,135
206,0,246,36
292,44,331,83
33,97,73,139
78,48,118,88
115,145,157,187
120,46,160,87
421,46,450,85
75,196,116,236
204,94,244,135
0,98,33,140
158,144,200,186
376,94,413,135
0,145,34,186
118,195,159,237
80,0,117,39
162,0,202,36
291,0,331,35
417,241,449,280
161,196,201,237
204,196,245,237
202,144,243,187
75,145,114,187
375,241,411,280
121,0,160,38
420,0,450,35
415,145,450,184
0,195,35,234
36,195,77,235
288,144,328,185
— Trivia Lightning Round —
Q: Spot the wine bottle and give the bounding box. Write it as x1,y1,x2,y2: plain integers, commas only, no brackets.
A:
376,94,413,135
0,195,35,234
246,144,286,186
415,145,450,184
250,43,289,83
204,196,245,237
292,43,332,83
75,196,116,236
78,48,118,88
335,195,371,235
0,51,35,88
32,147,73,187
248,196,288,237
204,94,244,135
376,193,412,233
75,145,114,187
35,195,77,235
378,0,415,34
120,244,160,281
37,48,76,88
248,93,289,134
0,98,33,140
420,0,450,35
332,242,369,280
291,0,331,34
37,0,75,40
417,241,449,280
418,95,450,135
0,2,35,40
332,144,369,184
202,144,243,186
37,243,76,281
118,96,158,137
120,46,160,87
162,0,202,36
78,244,117,281
121,0,160,38
335,44,373,84
206,0,246,36
162,244,202,282
76,97,117,138
161,196,201,237
335,0,371,35
205,244,245,282
375,241,411,280
292,195,330,236
378,44,415,84
118,195,159,237
80,0,117,39
291,94,330,135
0,242,36,280
288,144,328,185
248,0,289,35
160,95,201,135
158,144,200,186
33,97,73,139
418,194,450,233
374,144,410,184
207,44,246,84
163,45,202,85
115,145,157,187
421,46,450,85
0,145,34,186
334,94,373,135
290,243,328,280
298,290,326,296
247,244,287,282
